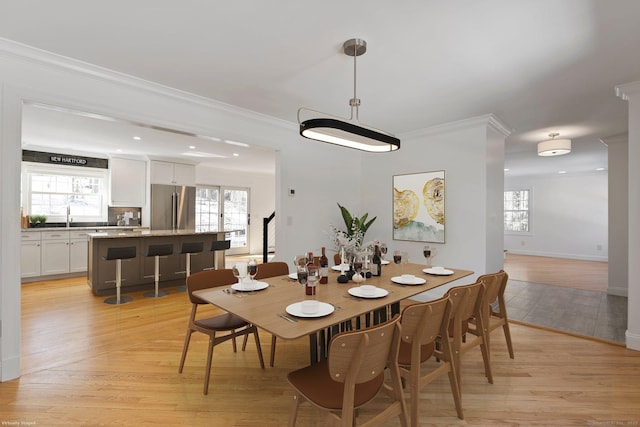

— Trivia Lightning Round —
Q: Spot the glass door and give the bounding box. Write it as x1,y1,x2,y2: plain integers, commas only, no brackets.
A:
222,187,249,255
195,186,220,232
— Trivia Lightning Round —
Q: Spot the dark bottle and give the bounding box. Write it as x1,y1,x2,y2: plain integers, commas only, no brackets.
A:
319,247,329,284
372,245,382,277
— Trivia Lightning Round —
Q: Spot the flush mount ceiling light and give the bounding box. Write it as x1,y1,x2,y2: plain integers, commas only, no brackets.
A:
538,132,571,156
298,38,400,152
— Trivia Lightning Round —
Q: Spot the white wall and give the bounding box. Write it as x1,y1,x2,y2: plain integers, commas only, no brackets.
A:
605,134,629,297
504,173,608,261
196,165,275,255
616,80,640,351
362,115,509,286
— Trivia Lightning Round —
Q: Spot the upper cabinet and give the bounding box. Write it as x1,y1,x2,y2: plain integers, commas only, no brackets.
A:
110,157,146,207
150,160,196,186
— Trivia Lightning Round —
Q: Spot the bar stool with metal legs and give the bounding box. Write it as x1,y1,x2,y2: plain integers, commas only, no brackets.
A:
211,239,231,269
103,246,137,305
143,243,174,298
176,241,204,292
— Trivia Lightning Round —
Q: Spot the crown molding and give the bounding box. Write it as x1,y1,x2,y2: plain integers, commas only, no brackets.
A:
615,80,640,101
0,38,296,131
400,113,512,140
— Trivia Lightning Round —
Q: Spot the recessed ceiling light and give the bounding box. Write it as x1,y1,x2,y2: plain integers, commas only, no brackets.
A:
117,149,123,153
596,167,605,171
233,153,240,157
504,168,510,172
181,151,226,158
225,139,250,148
133,136,141,141
558,170,567,174
189,145,196,149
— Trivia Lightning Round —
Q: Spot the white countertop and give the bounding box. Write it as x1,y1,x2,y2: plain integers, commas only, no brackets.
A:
22,226,146,232
87,229,236,239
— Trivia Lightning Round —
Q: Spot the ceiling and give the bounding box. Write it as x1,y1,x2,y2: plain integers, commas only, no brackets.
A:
3,0,640,177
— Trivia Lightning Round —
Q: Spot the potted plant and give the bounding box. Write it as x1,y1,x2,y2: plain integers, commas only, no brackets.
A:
329,203,377,263
29,214,47,227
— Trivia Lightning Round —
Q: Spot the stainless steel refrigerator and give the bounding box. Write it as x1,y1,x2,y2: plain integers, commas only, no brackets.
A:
150,184,196,230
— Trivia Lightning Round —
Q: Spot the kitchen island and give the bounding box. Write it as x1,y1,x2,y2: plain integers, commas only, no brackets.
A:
87,229,233,296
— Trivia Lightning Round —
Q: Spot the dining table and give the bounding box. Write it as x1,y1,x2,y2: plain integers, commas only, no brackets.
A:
193,261,473,363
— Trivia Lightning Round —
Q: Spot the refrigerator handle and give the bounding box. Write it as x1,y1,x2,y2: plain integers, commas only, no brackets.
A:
172,192,177,230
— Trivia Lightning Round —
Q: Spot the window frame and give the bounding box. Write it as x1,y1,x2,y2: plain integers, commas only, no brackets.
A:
22,162,109,223
504,188,532,234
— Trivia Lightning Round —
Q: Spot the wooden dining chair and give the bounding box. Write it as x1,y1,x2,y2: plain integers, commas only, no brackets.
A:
252,261,290,367
444,280,492,389
472,270,514,359
286,315,408,427
178,268,265,395
397,294,463,423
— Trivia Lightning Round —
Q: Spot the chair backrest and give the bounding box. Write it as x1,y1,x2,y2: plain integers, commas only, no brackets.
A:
328,315,401,386
186,269,237,304
445,280,485,325
254,261,289,280
180,241,204,254
400,294,452,348
477,270,508,307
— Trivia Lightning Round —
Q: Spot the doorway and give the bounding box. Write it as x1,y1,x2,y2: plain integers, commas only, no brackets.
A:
196,185,250,255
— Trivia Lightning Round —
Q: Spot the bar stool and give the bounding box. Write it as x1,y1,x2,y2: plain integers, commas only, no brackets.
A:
143,243,174,298
176,241,204,292
103,246,137,305
211,239,231,269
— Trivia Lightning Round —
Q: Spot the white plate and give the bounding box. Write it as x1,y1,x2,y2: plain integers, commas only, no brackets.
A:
231,281,269,292
391,276,427,285
285,301,335,318
423,268,454,276
381,260,390,265
348,286,389,299
288,273,298,280
331,265,350,272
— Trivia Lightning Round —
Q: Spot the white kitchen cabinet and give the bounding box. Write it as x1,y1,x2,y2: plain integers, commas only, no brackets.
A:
69,230,90,272
41,231,70,275
21,232,41,278
110,157,146,207
150,160,195,186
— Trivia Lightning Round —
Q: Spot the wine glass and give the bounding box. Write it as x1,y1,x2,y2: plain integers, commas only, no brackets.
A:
380,243,388,261
306,264,319,295
248,258,258,286
423,245,432,266
361,255,371,280
293,254,308,270
393,250,402,274
297,264,308,287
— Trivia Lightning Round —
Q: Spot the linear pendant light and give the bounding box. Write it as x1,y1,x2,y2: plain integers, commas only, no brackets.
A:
298,38,400,152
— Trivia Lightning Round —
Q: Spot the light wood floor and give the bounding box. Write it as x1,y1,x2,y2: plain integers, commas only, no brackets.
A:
2,275,639,426
504,253,608,292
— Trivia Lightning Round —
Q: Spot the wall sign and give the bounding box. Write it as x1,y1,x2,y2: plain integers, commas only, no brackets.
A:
22,150,108,169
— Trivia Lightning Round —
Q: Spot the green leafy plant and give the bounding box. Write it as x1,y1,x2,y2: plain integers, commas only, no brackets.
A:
337,203,376,243
29,214,47,226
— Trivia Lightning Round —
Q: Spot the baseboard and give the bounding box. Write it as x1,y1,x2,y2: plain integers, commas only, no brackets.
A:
626,330,640,351
505,250,607,262
1,354,21,382
607,285,628,297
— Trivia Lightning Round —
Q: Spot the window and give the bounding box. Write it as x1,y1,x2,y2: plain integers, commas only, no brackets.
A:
195,186,220,232
504,189,530,232
23,163,108,222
